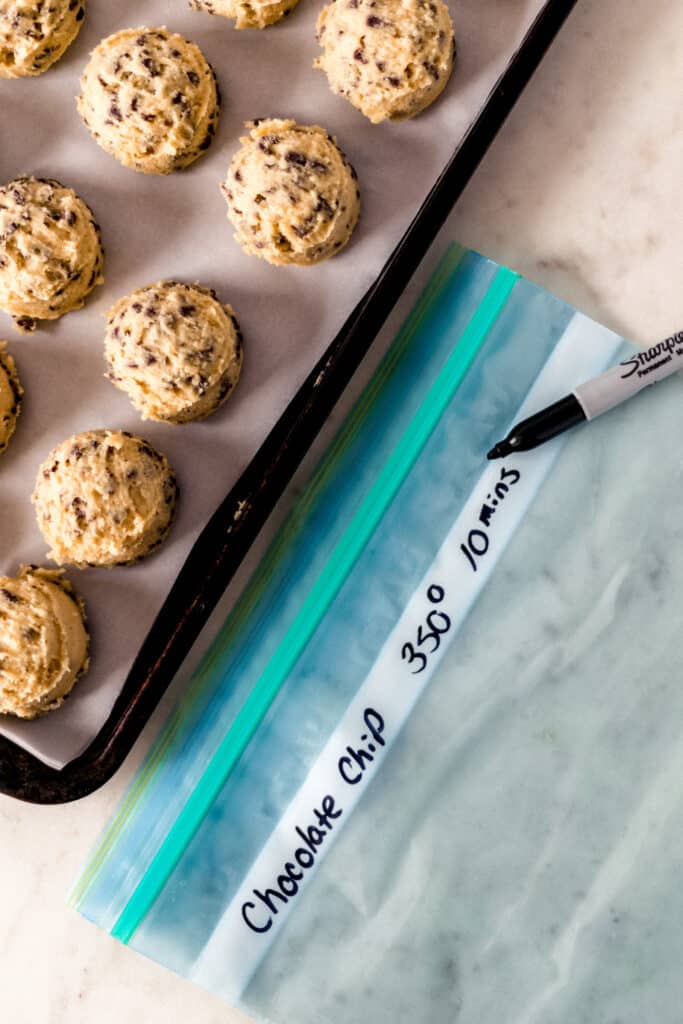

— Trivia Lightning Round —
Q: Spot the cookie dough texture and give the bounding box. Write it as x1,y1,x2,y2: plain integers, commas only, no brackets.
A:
221,119,360,266
0,566,89,719
315,0,455,124
32,429,178,567
0,342,22,454
105,281,243,423
77,27,220,174
0,176,104,332
189,0,299,30
0,0,85,78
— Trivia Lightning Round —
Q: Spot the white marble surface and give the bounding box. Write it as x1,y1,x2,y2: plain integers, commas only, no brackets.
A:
1,0,682,1021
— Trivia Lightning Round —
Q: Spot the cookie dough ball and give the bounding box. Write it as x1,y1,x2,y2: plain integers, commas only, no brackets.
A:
0,176,104,333
104,281,243,423
0,342,23,455
0,566,89,719
0,0,85,79
77,27,220,174
189,0,299,30
314,0,455,124
32,430,178,567
221,119,360,266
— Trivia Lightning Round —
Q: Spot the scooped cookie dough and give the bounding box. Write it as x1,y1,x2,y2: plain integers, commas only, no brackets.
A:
314,0,455,124
0,0,85,79
0,342,22,455
32,429,178,568
221,119,360,266
105,281,243,423
77,27,220,174
189,0,299,30
0,566,89,719
0,176,104,333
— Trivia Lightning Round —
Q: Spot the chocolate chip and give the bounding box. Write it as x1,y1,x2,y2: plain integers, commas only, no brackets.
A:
187,70,200,85
309,158,329,173
179,304,196,317
258,134,280,152
316,197,334,219
0,588,19,604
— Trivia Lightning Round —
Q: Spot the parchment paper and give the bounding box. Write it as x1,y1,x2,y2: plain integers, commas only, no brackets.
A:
0,0,548,768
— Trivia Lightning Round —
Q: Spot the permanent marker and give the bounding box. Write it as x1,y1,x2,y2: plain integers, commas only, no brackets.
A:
488,331,683,460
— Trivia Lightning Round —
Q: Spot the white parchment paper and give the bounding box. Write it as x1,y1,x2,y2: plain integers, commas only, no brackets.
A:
0,0,548,768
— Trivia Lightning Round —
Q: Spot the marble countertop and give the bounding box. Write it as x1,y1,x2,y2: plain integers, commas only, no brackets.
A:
2,1,681,1021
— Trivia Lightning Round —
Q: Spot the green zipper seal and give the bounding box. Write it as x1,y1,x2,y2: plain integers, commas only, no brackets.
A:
111,265,518,943
69,245,466,913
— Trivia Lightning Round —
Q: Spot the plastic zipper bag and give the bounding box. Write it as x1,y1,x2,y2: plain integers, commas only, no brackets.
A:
72,244,674,1023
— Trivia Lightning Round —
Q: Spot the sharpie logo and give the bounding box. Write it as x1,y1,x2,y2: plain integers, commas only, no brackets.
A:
620,332,683,379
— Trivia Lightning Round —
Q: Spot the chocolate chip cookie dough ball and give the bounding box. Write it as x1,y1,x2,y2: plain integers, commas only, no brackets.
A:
0,342,22,455
32,430,178,567
104,281,243,423
314,0,455,124
0,176,104,333
0,566,89,719
0,0,85,79
221,119,360,266
77,27,220,174
189,0,299,30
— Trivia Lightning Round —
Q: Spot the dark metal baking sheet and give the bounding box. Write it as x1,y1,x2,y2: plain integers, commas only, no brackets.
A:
0,0,579,802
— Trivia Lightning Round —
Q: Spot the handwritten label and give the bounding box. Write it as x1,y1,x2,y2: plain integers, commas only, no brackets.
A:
189,312,624,1004
241,708,388,934
460,466,521,572
400,584,451,674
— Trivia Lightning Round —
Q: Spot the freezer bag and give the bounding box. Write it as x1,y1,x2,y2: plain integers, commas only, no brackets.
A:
71,243,683,1024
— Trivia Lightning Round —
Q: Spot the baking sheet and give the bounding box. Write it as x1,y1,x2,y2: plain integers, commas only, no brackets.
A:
0,0,548,768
